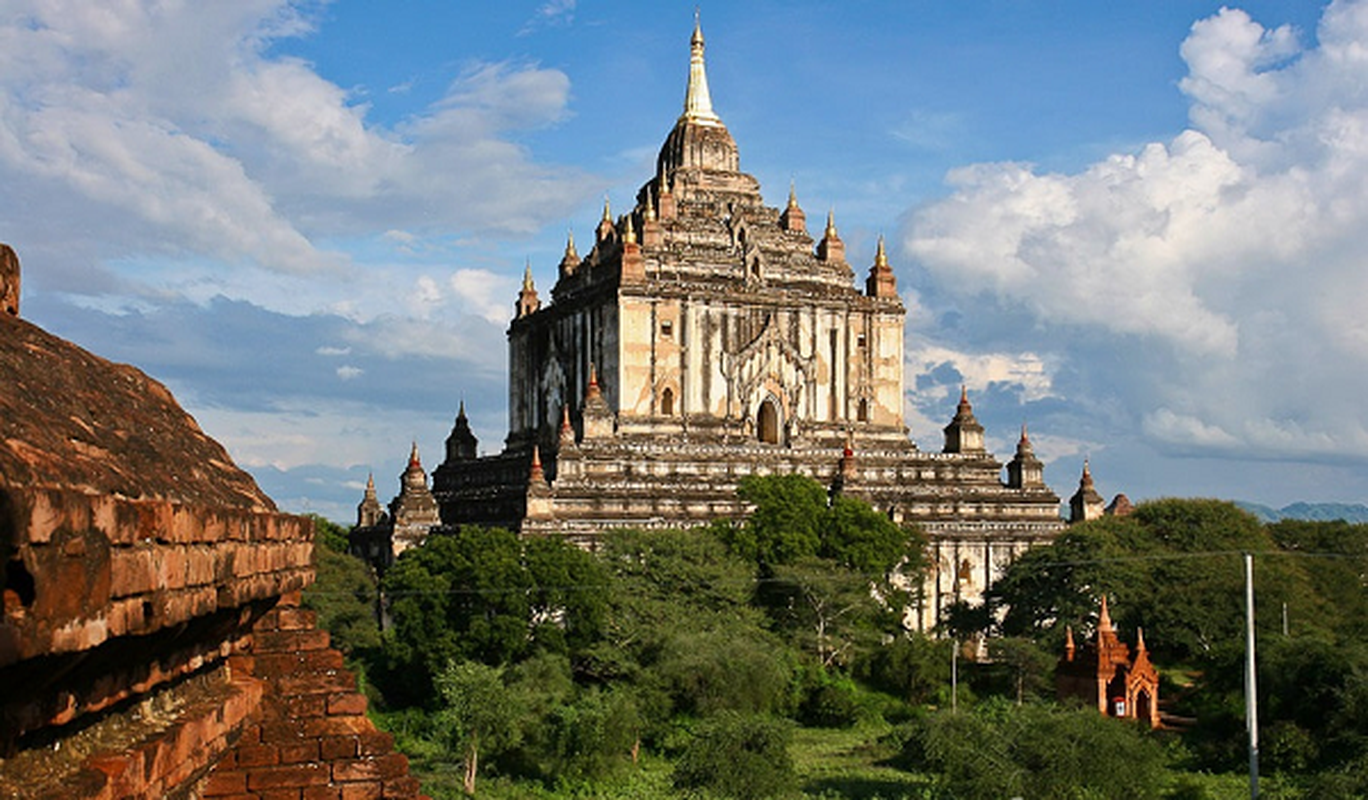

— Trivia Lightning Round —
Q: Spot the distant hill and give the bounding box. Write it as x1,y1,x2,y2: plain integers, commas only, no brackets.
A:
1236,501,1368,524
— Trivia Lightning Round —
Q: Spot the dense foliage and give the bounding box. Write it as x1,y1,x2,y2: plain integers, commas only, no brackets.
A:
304,493,1368,798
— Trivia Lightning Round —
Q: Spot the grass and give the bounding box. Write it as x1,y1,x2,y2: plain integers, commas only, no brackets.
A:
790,722,934,799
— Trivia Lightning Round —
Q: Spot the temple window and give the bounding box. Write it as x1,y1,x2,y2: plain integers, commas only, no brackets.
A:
857,399,869,422
661,387,675,416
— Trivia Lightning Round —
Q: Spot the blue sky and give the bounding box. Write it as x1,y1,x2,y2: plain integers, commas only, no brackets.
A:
4,0,1364,522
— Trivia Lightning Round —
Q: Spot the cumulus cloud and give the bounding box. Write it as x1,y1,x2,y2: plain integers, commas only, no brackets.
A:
902,0,1368,467
0,0,593,296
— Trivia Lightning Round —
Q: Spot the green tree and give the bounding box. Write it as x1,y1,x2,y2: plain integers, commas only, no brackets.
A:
380,527,608,703
857,632,953,707
724,474,830,567
673,711,796,800
434,659,524,795
1269,519,1368,640
989,499,1315,662
823,494,921,577
594,527,761,676
763,557,892,668
302,516,380,655
897,700,1169,799
986,636,1055,706
647,628,795,718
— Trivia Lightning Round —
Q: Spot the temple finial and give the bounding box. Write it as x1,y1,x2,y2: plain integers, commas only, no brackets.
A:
875,235,888,268
681,12,722,126
522,259,534,290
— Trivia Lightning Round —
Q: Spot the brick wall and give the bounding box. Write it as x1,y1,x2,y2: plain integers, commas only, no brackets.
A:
203,592,424,800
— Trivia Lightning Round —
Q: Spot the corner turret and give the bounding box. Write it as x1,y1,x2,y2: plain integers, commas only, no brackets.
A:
1069,460,1106,522
1006,423,1045,489
445,400,479,461
942,386,986,454
865,235,897,298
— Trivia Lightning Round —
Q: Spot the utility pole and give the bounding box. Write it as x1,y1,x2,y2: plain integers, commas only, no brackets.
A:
951,637,958,714
1245,552,1259,799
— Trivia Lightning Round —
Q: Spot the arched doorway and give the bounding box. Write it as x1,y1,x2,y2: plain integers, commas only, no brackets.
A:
757,398,780,444
1135,689,1152,726
661,387,674,416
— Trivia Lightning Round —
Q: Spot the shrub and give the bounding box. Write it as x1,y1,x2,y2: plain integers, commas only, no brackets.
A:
673,712,795,799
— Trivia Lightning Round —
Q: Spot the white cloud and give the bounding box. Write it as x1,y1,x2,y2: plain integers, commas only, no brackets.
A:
0,0,594,301
902,0,1368,466
449,268,515,325
519,0,576,37
336,365,364,380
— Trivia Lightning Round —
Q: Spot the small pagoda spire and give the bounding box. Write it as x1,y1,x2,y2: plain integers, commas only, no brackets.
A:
581,361,615,440
356,471,383,527
559,230,581,278
1064,625,1076,661
641,193,664,248
530,444,545,482
658,174,676,219
559,404,576,448
681,11,722,126
596,196,615,244
1136,626,1147,653
586,362,602,401
622,216,637,244
780,179,806,233
516,259,541,318
408,441,421,470
1098,594,1114,632
817,209,845,263
865,234,897,298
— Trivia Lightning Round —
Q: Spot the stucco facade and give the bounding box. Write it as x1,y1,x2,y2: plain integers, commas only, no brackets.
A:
374,20,1066,630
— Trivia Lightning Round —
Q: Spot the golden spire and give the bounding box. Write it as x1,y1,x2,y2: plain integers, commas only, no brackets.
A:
788,180,799,209
874,235,888,268
601,196,611,223
522,259,534,290
565,231,577,259
623,216,637,244
681,11,722,126
825,209,838,238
